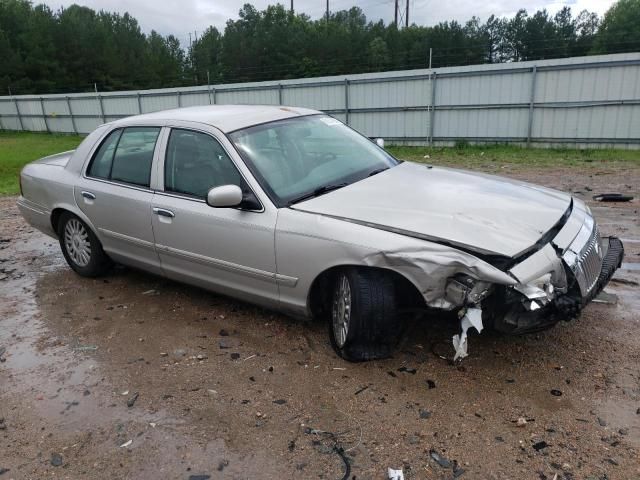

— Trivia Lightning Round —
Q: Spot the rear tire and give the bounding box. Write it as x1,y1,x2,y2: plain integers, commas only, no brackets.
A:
57,212,112,277
329,268,401,362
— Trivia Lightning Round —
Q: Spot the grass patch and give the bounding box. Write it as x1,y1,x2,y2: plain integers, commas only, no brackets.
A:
0,131,84,195
388,144,640,170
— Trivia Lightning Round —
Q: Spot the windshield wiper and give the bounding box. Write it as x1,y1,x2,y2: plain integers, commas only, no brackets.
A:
289,183,349,205
368,167,389,177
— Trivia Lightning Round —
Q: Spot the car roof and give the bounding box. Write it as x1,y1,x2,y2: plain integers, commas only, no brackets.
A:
110,104,321,133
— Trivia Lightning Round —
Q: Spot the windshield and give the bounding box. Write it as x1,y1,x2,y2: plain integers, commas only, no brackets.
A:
228,115,399,206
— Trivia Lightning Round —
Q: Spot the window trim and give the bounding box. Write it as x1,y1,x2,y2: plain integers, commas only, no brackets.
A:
159,126,264,213
84,126,162,190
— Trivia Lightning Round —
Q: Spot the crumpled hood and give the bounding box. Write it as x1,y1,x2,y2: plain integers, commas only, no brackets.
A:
291,162,571,258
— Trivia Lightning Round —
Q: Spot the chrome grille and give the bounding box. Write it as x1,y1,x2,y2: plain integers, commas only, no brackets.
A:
577,226,602,294
564,219,604,296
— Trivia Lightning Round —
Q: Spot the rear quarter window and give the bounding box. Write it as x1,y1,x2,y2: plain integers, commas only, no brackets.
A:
87,127,161,188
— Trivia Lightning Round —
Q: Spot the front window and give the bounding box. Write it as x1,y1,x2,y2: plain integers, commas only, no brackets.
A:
228,115,398,206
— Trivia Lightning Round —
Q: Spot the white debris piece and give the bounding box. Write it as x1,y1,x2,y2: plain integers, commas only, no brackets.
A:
388,467,405,480
119,440,132,448
452,307,484,361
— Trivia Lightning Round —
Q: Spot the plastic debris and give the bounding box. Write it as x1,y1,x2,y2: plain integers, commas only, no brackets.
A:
593,193,633,202
452,308,483,361
119,440,132,448
388,468,405,480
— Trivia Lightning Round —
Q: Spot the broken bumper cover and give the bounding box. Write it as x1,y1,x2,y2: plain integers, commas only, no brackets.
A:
579,236,624,304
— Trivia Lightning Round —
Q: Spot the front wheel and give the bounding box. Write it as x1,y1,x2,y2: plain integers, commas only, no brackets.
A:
58,212,112,277
329,268,401,362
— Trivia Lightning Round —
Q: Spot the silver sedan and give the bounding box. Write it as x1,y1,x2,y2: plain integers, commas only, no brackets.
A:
17,105,624,361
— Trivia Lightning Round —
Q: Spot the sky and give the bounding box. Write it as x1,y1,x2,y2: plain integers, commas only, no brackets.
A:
41,0,617,47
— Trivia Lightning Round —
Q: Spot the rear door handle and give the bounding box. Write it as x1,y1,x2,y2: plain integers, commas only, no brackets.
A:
153,207,175,218
81,191,96,200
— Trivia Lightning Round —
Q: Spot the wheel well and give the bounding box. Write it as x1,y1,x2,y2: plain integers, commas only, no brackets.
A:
50,208,68,235
307,265,425,320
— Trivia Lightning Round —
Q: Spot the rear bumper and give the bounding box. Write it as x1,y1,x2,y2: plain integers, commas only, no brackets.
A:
17,197,57,238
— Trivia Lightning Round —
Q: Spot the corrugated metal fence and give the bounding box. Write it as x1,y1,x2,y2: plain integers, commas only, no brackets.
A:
1,52,639,148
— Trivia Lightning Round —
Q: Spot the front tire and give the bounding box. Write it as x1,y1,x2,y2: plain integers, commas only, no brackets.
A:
329,268,400,362
58,212,112,277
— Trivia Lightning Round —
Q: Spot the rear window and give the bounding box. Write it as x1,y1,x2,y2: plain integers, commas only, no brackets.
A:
87,127,161,187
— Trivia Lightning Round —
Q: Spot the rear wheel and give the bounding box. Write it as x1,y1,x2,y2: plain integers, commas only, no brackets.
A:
329,268,401,362
58,212,112,277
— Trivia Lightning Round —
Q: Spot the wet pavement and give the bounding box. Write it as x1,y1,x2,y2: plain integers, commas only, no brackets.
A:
0,166,639,479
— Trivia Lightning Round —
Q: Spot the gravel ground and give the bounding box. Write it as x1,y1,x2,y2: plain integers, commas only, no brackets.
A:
0,166,639,480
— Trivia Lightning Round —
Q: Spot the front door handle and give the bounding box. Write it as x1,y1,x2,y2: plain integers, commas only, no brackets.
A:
153,207,175,218
81,191,96,200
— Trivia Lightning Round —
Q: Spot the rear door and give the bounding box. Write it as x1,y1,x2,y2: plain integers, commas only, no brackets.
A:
75,126,163,274
151,125,280,308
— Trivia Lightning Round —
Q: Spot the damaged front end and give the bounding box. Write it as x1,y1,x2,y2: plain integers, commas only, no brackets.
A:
443,202,624,360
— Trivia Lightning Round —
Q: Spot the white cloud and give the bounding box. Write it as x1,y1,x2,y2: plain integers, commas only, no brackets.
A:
41,0,617,46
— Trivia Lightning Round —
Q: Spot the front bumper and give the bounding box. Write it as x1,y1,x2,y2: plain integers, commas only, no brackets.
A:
582,236,624,304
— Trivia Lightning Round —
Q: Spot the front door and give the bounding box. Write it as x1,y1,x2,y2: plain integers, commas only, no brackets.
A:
75,126,162,274
151,126,279,307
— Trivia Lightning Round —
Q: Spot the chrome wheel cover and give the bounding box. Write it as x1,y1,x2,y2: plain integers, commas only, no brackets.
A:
64,218,91,267
332,274,352,348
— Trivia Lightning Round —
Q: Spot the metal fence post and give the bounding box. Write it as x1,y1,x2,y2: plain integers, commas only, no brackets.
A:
344,79,350,125
429,72,437,147
40,97,50,133
66,96,77,134
212,87,216,104
137,93,143,114
13,97,24,131
527,65,537,148
278,83,283,105
177,91,182,108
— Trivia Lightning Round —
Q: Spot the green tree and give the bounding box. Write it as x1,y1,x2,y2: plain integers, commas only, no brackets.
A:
595,0,640,53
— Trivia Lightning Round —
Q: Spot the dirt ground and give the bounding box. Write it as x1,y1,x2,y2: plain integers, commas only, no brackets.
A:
0,166,639,480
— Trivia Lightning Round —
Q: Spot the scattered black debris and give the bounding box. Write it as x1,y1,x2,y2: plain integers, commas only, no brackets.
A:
426,380,436,389
453,460,465,478
268,366,274,372
0,468,9,475
619,428,629,436
593,193,634,202
127,392,139,408
387,371,397,378
62,401,79,413
550,389,563,397
83,389,91,396
0,347,5,358
397,366,417,374
506,379,515,383
606,457,619,466
249,376,255,382
532,441,548,451
219,329,229,336
230,353,240,360
495,436,504,442
429,449,451,468
288,440,296,451
0,418,5,430
637,408,640,415
273,399,286,405
597,417,607,427
354,385,370,395
188,475,211,480
50,453,63,467
217,460,229,471
303,427,351,480
419,409,432,419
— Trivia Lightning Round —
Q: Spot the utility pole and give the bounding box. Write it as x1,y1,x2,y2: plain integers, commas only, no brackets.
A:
405,0,409,28
290,0,293,14
394,0,398,27
326,0,329,22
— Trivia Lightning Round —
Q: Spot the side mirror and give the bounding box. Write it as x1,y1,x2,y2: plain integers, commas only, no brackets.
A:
206,185,243,208
375,138,385,148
